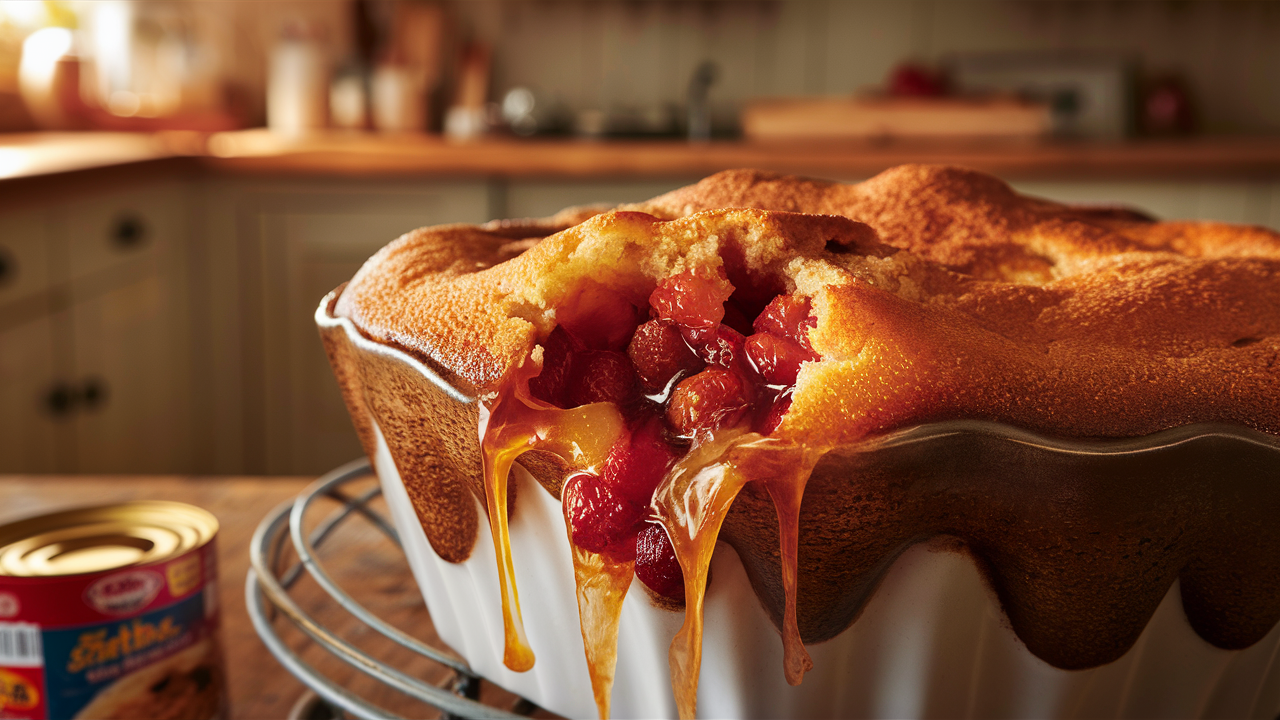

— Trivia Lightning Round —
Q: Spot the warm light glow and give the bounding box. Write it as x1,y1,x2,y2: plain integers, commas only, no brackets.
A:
17,26,74,127
21,26,72,68
108,90,141,117
0,148,31,179
0,1,46,28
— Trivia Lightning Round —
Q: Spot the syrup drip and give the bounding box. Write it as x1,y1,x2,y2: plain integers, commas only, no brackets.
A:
758,443,822,686
563,512,634,720
651,432,823,719
480,362,625,673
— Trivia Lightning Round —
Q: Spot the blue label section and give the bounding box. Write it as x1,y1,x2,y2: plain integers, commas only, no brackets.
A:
41,592,205,720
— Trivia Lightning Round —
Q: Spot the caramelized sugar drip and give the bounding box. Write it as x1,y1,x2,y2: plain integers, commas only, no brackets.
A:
480,363,625,672
756,441,824,686
648,431,820,718
651,430,754,720
563,512,635,720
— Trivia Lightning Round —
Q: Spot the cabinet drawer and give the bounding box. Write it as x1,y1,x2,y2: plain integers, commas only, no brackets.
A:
62,185,183,282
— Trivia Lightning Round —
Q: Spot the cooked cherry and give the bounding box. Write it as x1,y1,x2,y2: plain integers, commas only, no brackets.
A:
569,350,638,407
628,319,704,393
666,368,751,435
744,333,815,386
682,324,746,370
754,294,816,349
649,270,732,329
757,392,793,434
559,286,642,350
605,416,679,505
635,522,684,600
564,473,642,560
529,326,577,406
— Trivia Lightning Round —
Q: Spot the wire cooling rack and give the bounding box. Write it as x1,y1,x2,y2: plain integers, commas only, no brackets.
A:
246,458,535,720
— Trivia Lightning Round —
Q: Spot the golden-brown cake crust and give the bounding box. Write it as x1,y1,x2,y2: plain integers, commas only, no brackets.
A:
337,166,1280,441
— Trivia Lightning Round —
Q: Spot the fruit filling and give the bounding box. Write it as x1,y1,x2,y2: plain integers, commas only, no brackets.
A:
531,268,822,600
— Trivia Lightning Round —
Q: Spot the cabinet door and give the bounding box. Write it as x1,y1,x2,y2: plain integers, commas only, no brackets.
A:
502,179,689,219
69,273,193,473
0,316,60,472
251,182,491,475
56,184,193,474
0,210,51,311
1010,181,1274,226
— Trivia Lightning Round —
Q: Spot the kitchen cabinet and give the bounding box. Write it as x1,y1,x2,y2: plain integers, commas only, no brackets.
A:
70,273,194,473
0,315,59,472
0,209,59,473
1011,180,1278,225
0,211,52,309
0,183,193,473
500,178,692,220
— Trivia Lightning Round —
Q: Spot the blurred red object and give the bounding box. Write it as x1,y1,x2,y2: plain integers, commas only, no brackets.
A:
888,63,947,97
1141,74,1196,136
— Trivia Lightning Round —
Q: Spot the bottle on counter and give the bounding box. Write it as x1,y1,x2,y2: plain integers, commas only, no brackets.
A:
267,21,329,136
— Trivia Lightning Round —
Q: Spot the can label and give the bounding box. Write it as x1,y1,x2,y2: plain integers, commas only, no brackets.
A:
0,542,223,720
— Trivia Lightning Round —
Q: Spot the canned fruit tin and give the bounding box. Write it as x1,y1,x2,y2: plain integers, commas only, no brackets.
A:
0,502,225,720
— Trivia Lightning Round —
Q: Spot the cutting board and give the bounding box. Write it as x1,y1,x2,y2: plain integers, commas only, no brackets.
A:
742,96,1051,141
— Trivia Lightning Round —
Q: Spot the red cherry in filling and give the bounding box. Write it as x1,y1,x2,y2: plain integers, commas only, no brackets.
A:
635,522,685,601
666,367,752,436
744,333,816,386
682,324,746,370
754,294,817,350
558,286,642,350
564,472,641,561
604,416,679,505
569,350,638,407
627,319,704,394
529,326,577,407
757,391,793,435
649,270,732,329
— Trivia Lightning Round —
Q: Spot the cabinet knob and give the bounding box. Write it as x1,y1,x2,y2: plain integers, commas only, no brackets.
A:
0,246,13,287
80,376,108,411
45,383,76,417
43,378,109,417
110,214,148,251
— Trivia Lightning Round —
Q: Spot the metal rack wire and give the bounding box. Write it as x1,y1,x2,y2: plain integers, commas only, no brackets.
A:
246,458,531,720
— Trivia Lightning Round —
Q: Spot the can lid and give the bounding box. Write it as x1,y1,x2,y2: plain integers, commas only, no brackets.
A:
0,502,218,577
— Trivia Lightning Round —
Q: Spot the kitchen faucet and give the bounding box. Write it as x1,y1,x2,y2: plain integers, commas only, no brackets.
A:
687,61,719,142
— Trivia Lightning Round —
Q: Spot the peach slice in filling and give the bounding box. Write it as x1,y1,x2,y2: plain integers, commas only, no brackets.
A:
479,270,827,720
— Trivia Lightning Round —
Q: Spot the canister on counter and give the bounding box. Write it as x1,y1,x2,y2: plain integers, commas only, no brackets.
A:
0,502,225,720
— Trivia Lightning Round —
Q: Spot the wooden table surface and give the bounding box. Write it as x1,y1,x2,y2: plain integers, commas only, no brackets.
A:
0,474,527,719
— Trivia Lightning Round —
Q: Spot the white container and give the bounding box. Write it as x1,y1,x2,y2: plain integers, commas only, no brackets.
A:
372,65,425,133
268,38,328,135
367,418,1280,720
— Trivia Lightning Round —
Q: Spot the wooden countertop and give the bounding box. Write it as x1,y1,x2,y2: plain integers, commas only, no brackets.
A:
199,130,1280,181
0,474,528,719
7,130,1280,184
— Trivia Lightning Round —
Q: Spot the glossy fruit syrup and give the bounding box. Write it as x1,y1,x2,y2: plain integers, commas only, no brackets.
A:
479,269,828,719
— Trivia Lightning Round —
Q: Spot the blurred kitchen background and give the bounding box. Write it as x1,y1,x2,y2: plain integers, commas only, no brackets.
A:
4,0,1280,477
